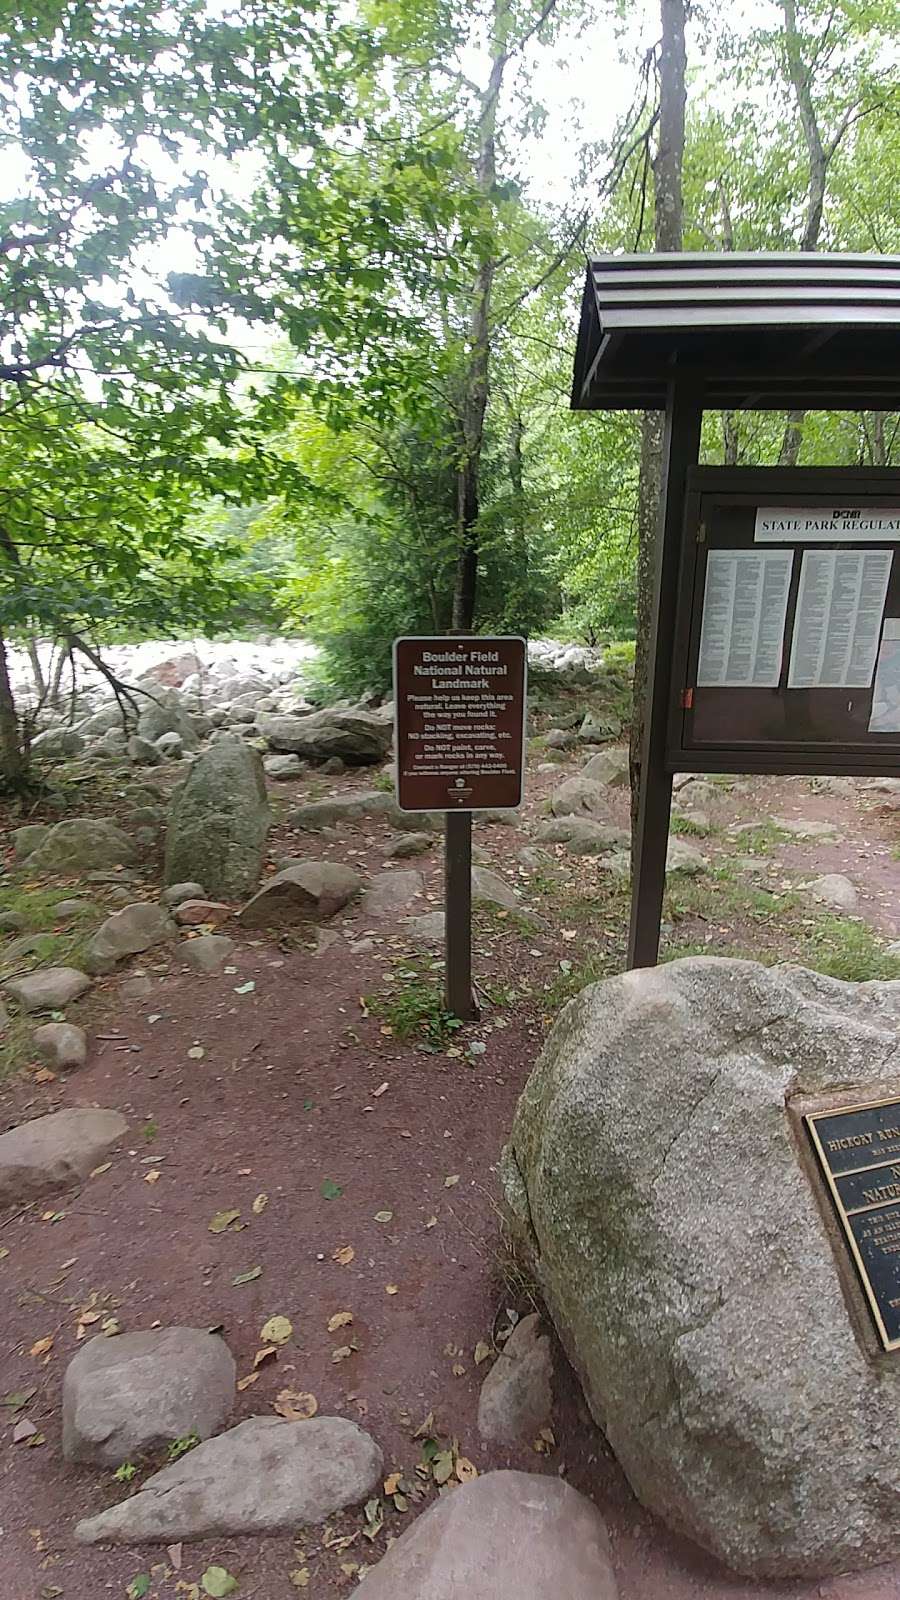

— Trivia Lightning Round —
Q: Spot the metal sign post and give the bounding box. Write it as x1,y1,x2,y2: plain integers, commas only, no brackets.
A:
393,635,527,1019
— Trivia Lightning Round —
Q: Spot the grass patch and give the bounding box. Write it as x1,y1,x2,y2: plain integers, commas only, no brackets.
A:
799,916,900,983
670,813,713,838
365,960,463,1046
726,821,792,855
0,886,101,1081
371,770,394,793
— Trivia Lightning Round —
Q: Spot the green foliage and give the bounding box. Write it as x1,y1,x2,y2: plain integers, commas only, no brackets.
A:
167,1431,200,1462
366,964,464,1044
113,1462,138,1484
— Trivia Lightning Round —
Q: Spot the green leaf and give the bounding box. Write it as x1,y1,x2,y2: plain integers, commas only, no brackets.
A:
126,1577,151,1600
232,1266,262,1286
1,1387,37,1412
208,1208,241,1234
320,1178,342,1200
201,1566,239,1597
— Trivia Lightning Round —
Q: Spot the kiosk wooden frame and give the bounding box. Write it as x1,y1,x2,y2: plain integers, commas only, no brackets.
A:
571,253,900,970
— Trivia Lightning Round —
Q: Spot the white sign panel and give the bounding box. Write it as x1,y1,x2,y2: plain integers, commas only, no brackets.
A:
755,506,900,543
697,548,794,688
869,620,900,733
787,549,893,689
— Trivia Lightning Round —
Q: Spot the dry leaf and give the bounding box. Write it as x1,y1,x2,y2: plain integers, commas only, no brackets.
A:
456,1457,478,1482
451,1362,466,1377
260,1314,292,1346
425,1216,438,1229
383,1472,403,1496
143,1169,161,1185
474,1341,491,1365
89,1162,112,1179
274,1389,318,1421
431,1450,454,1486
332,1245,354,1266
167,1545,183,1573
412,1411,434,1439
253,1344,277,1369
29,1336,53,1359
362,1497,384,1541
34,1067,56,1085
289,1571,309,1589
385,1283,399,1295
236,1372,259,1391
443,1174,459,1188
208,1209,240,1234
327,1311,353,1332
533,1426,556,1455
251,1193,268,1215
331,1344,353,1363
373,1210,393,1224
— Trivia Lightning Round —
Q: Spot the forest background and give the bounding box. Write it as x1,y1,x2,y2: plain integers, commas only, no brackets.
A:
0,0,898,787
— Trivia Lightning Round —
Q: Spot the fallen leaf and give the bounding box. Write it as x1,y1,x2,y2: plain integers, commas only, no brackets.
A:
34,1067,56,1085
373,1210,393,1224
456,1456,478,1482
2,1386,36,1411
12,1417,38,1443
201,1567,238,1597
232,1266,262,1286
26,1431,46,1447
412,1411,434,1438
0,1246,8,1261
236,1372,259,1391
383,1471,403,1496
101,1316,121,1336
425,1216,438,1229
362,1497,384,1541
89,1162,112,1179
331,1344,353,1363
251,1193,268,1215
443,1174,459,1188
30,1336,53,1359
234,981,255,994
253,1344,277,1368
385,1284,399,1295
321,1178,342,1200
208,1209,241,1234
260,1315,292,1346
474,1341,491,1365
327,1311,353,1332
533,1426,556,1455
274,1389,317,1420
451,1362,466,1377
332,1245,354,1266
289,1571,309,1589
432,1450,454,1485
143,1169,161,1185
175,1584,201,1600
126,1576,151,1600
187,1046,205,1060
168,1544,183,1572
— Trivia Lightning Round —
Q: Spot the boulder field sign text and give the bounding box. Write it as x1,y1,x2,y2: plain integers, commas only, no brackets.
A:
393,635,526,813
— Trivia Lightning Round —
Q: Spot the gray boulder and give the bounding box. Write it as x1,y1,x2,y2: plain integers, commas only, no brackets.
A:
364,869,424,917
127,734,163,766
807,873,859,913
79,704,129,737
290,791,438,833
351,1472,618,1600
550,775,609,819
139,650,203,688
544,728,577,750
264,752,304,779
0,1108,127,1203
164,742,270,900
32,1022,87,1070
535,817,629,855
31,725,85,759
383,832,433,858
63,1328,235,1466
502,957,900,1578
11,823,50,861
666,836,708,876
181,934,235,973
472,867,518,911
161,881,206,908
407,911,445,945
237,862,362,927
136,688,198,750
27,818,136,873
75,1415,382,1544
83,903,175,975
4,967,91,1011
580,745,630,786
477,1314,553,1446
258,708,391,764
0,910,27,932
155,731,183,759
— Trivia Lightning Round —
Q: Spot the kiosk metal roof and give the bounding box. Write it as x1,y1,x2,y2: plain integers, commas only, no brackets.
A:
572,252,900,412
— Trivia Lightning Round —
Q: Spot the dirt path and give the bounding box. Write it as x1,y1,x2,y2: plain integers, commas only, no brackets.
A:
1,731,899,1600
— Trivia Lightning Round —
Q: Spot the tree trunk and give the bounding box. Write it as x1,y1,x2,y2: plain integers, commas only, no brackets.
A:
450,0,508,631
630,0,687,840
777,0,827,467
0,632,27,790
49,642,70,710
26,635,46,703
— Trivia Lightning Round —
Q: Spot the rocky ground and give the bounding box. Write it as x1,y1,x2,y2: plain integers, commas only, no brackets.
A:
1,641,900,1600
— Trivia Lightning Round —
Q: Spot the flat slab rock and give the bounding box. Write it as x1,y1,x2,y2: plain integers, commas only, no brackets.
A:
477,1313,553,1446
3,967,91,1012
363,868,424,917
353,1471,618,1600
238,862,362,926
63,1328,235,1465
75,1415,383,1543
0,1108,127,1205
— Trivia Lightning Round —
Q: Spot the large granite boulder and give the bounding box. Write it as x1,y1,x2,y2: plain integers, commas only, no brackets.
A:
258,708,391,764
27,818,136,873
164,743,270,899
63,1328,235,1465
136,687,199,749
501,957,900,1579
352,1472,618,1600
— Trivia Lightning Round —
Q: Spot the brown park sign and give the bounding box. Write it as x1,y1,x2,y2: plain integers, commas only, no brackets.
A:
393,635,527,812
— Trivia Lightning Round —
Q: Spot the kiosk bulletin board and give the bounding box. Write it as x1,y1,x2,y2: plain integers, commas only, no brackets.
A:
668,468,900,776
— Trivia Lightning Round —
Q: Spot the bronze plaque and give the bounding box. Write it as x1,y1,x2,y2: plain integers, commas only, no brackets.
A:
393,635,526,812
807,1096,900,1351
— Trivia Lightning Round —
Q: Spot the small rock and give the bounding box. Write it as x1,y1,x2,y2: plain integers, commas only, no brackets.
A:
31,725,85,758
83,903,175,975
63,1328,235,1466
0,910,27,932
550,775,609,819
364,869,424,917
3,967,91,1012
32,1022,87,1070
407,911,445,945
53,899,92,921
173,900,232,927
536,817,629,855
578,711,620,746
127,734,163,766
120,974,155,1000
75,1415,383,1543
27,818,136,873
139,650,203,688
807,873,859,913
321,755,345,775
263,753,304,779
517,847,551,871
673,810,710,835
156,731,183,758
476,808,517,826
666,836,708,875
580,745,630,785
472,867,518,911
161,882,207,909
0,1108,127,1203
351,1471,618,1600
383,832,433,859
238,863,362,927
477,1313,553,1445
544,728,576,750
769,815,840,841
182,935,236,973
11,824,50,861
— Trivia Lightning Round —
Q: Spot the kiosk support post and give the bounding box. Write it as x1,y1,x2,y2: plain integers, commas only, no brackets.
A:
445,810,476,1019
627,384,703,970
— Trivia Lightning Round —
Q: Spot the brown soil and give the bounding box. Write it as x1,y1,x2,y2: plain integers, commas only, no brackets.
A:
1,733,900,1600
